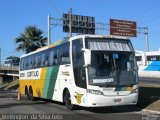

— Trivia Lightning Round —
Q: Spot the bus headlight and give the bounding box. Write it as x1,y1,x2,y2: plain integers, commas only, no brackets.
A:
131,88,138,94
87,89,103,95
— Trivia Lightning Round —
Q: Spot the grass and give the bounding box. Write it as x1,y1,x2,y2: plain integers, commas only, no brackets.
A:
145,100,160,111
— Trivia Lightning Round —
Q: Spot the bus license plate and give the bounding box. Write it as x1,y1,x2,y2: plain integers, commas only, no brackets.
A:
114,99,121,102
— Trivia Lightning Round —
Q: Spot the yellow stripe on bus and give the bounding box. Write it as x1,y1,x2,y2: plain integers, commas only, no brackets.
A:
19,68,47,97
34,68,47,97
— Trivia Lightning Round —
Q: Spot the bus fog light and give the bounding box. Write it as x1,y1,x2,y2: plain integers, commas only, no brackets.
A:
87,89,103,95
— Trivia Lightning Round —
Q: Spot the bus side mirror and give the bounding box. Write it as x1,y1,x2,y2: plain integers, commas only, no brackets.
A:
82,48,91,67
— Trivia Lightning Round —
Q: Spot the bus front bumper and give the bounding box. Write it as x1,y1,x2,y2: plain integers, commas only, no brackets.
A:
85,93,138,107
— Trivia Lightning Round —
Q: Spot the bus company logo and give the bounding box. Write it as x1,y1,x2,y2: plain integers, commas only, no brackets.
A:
20,73,25,77
62,71,70,76
74,93,83,104
27,71,39,77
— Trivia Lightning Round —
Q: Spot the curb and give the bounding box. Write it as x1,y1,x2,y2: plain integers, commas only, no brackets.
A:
121,106,160,115
142,109,160,115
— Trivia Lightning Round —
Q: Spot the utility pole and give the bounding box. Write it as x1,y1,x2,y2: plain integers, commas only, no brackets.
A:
48,15,51,46
138,27,149,52
47,8,72,40
0,48,1,67
69,8,72,38
144,27,149,52
0,48,1,84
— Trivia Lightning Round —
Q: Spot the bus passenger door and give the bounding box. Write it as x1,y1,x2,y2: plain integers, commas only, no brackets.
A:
72,39,87,106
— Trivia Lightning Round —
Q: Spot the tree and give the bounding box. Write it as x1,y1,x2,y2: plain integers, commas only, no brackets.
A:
5,56,20,66
6,56,20,61
15,26,47,53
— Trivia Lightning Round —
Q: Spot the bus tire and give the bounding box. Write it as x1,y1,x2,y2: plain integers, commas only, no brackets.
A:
64,90,75,110
25,86,29,100
29,86,35,101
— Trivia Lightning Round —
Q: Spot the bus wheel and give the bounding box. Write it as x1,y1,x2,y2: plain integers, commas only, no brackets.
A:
29,87,35,101
25,86,29,100
64,90,75,110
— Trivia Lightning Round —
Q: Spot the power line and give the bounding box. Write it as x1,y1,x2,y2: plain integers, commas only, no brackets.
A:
44,0,70,44
147,21,160,28
47,0,62,16
46,3,72,44
41,23,57,38
128,2,160,30
149,29,160,35
130,1,160,20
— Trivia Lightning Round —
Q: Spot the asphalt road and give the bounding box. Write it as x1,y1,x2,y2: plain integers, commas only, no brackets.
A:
1,90,159,120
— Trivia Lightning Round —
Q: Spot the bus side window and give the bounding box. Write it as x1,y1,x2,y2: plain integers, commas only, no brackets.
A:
49,50,54,66
44,54,49,66
22,59,25,70
25,58,28,70
28,57,32,69
41,53,45,67
35,55,38,67
41,52,49,67
58,48,62,64
31,57,34,69
37,55,41,67
61,43,70,64
147,56,151,61
157,56,160,61
32,56,36,68
35,55,39,68
20,58,24,70
54,49,58,65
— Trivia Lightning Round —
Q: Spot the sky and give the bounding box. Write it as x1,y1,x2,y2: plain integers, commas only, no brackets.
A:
1,0,160,64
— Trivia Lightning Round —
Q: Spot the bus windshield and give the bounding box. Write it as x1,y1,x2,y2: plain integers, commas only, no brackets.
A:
86,38,137,87
88,52,137,87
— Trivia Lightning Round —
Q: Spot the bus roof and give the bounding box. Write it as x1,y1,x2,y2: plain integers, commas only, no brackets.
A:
20,34,130,58
69,34,129,41
135,50,160,56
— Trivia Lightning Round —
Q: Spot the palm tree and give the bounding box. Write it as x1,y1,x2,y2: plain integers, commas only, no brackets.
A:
15,26,47,53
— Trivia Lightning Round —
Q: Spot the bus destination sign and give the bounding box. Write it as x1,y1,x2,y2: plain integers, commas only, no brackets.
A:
110,19,137,37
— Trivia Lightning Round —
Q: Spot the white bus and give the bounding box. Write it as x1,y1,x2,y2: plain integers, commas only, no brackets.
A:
19,35,139,110
136,50,160,71
135,50,160,78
